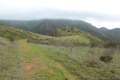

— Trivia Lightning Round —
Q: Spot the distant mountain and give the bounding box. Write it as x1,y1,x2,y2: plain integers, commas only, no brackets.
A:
99,27,108,31
0,19,104,38
0,19,120,42
98,27,120,42
108,29,120,42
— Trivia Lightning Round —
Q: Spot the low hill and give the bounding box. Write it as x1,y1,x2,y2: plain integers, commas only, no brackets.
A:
99,28,120,42
0,19,106,40
0,25,27,41
1,19,120,42
0,25,103,46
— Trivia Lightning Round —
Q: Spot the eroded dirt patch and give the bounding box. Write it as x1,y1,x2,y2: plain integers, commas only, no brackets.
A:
25,58,47,71
23,58,49,79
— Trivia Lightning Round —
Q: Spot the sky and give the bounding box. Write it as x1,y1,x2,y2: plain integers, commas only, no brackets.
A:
0,0,120,29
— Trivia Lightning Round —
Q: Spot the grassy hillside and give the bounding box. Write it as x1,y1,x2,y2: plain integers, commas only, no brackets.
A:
27,33,103,47
0,37,23,80
1,38,120,80
0,25,103,46
0,19,106,40
1,25,120,80
1,19,120,42
0,25,27,41
27,27,103,46
21,42,120,80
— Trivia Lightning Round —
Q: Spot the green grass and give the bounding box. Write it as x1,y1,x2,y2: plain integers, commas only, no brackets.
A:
28,34,102,46
0,25,27,41
0,37,23,80
18,40,75,80
0,37,120,80
16,40,120,80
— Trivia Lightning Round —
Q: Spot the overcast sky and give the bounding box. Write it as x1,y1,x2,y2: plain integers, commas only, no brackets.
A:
0,0,120,29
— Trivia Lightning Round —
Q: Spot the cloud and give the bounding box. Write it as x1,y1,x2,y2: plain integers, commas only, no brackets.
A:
1,9,120,21
0,0,120,29
47,11,120,22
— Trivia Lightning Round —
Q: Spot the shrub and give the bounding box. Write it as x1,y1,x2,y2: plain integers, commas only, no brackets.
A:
100,55,113,63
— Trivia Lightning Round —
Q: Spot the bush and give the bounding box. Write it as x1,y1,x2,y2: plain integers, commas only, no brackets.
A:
100,55,113,63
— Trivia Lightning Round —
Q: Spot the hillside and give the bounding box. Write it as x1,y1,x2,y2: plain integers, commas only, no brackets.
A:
0,25,27,41
0,24,120,80
0,37,120,80
0,25,103,46
0,37,23,80
99,28,120,42
1,19,120,42
0,19,106,40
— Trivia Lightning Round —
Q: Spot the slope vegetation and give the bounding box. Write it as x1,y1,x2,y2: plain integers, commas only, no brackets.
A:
0,25,103,46
0,26,120,80
0,19,105,40
0,38,120,80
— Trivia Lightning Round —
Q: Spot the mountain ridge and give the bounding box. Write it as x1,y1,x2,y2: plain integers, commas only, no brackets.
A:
0,19,120,42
